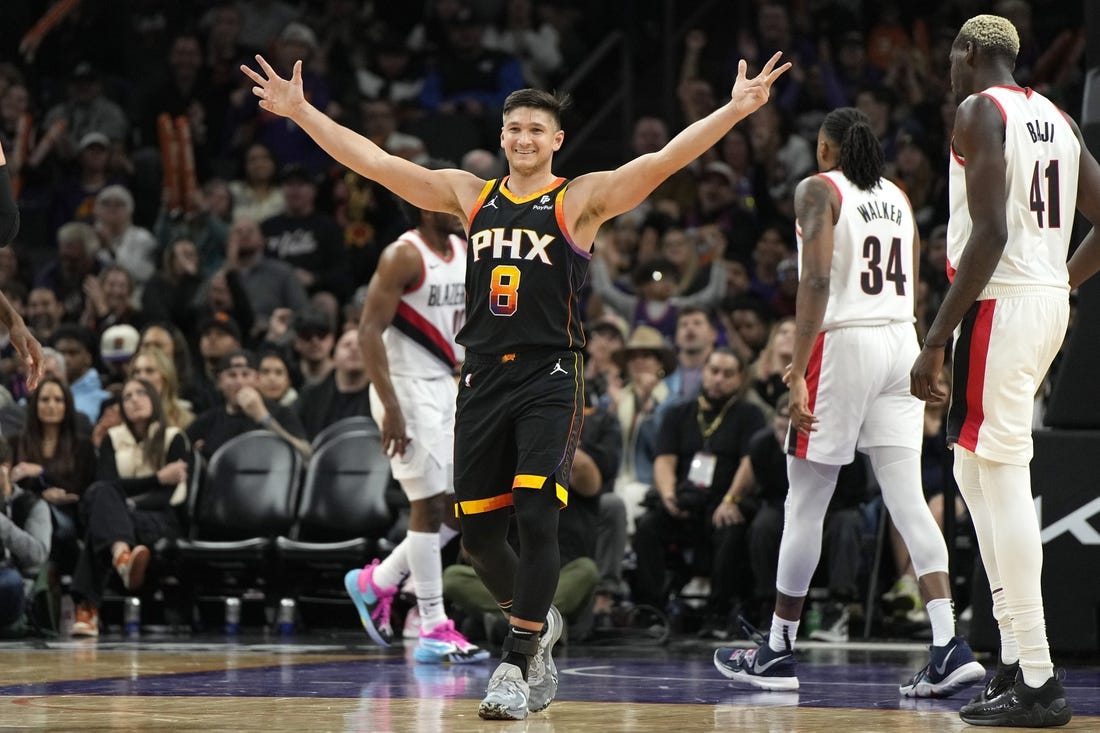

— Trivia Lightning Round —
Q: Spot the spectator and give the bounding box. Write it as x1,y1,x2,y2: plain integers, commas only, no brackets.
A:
261,164,350,300
256,348,299,408
51,324,109,423
25,287,64,345
99,323,141,389
34,221,102,324
129,345,194,430
138,323,200,409
353,33,426,115
747,315,794,413
140,239,203,329
0,439,51,632
80,265,143,336
481,0,563,89
719,295,773,369
291,307,335,388
583,313,627,403
153,184,230,278
295,328,369,440
358,97,428,165
590,254,726,341
193,314,243,403
91,185,158,292
419,6,525,122
9,377,96,571
662,306,718,403
39,63,128,164
186,349,309,461
631,348,765,626
608,325,676,532
48,132,125,236
70,377,192,637
228,143,286,225
225,217,308,338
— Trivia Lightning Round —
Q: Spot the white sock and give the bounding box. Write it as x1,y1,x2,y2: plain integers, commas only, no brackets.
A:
768,614,799,652
373,542,410,590
405,530,447,632
926,598,955,647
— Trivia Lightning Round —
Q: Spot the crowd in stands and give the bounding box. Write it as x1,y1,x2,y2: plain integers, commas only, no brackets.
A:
0,0,1086,640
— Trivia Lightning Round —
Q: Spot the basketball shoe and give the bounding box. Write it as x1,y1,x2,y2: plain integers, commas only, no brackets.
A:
413,619,491,664
478,663,530,720
344,560,396,647
527,605,564,712
960,658,1020,711
714,622,798,693
959,670,1072,727
899,635,986,698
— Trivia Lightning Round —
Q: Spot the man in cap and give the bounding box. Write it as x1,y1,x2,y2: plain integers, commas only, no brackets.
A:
186,348,309,460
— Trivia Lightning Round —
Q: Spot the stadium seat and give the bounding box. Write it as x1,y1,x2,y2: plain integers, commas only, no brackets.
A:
310,415,378,450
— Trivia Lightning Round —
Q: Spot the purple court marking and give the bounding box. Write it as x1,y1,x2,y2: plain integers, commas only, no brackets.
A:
2,652,1098,716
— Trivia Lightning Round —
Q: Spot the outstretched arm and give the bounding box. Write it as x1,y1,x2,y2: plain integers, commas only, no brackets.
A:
911,95,1007,403
566,52,791,248
241,56,484,222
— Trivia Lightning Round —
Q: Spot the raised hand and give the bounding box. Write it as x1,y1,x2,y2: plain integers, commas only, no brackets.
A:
730,51,792,117
240,55,305,119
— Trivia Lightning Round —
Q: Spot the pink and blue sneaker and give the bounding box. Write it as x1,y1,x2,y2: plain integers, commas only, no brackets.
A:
344,560,397,647
414,619,491,664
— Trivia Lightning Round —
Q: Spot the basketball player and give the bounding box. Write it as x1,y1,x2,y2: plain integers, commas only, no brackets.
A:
911,14,1100,727
713,108,985,698
0,142,44,391
242,51,789,720
343,163,489,665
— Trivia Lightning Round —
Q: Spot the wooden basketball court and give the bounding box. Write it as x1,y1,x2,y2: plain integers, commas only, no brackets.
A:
0,634,1095,731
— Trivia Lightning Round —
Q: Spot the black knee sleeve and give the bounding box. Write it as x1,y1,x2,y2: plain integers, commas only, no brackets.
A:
510,480,561,622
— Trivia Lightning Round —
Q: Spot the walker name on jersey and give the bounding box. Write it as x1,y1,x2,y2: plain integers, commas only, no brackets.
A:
1026,120,1056,144
856,200,905,227
469,228,556,264
427,282,465,306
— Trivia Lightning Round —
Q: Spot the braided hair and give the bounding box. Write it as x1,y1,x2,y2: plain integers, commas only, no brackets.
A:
822,108,883,192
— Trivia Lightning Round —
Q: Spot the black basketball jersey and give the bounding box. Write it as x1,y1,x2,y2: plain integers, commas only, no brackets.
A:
457,176,590,354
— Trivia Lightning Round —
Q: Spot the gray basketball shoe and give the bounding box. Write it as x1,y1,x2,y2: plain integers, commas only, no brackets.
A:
527,605,564,712
478,662,530,720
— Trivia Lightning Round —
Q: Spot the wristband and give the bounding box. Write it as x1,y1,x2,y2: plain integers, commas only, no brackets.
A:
260,414,274,427
722,493,740,505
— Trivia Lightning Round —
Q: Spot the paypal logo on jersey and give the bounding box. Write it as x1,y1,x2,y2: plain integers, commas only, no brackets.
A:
532,194,554,211
469,228,556,264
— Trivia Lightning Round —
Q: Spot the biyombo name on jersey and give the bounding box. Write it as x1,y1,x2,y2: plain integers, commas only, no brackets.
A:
470,228,556,264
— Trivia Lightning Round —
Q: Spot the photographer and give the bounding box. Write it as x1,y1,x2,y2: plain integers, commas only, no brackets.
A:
0,439,51,630
631,348,764,629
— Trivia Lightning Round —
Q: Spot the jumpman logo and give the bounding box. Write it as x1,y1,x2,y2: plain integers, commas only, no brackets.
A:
483,195,499,210
550,359,568,376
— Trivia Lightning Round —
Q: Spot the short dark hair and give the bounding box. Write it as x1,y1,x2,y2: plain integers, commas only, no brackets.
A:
52,324,97,357
708,345,743,371
677,305,713,323
502,89,572,130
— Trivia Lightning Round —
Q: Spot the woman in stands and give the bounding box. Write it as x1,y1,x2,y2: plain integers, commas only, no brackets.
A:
8,377,96,570
70,378,191,637
129,345,195,429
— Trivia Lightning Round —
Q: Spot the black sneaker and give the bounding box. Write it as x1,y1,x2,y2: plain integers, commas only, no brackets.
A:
959,671,1072,727
960,659,1020,713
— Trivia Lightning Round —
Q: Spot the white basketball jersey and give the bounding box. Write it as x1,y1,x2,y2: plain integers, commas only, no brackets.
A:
796,170,916,331
383,230,467,379
947,86,1079,292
